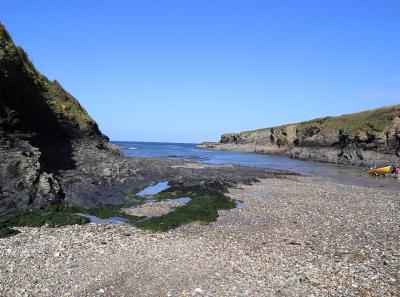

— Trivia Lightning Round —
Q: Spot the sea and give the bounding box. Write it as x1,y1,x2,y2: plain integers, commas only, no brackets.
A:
113,141,400,191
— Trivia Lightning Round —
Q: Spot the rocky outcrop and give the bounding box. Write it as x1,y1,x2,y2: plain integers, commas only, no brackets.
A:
0,23,113,215
198,106,400,167
0,23,280,216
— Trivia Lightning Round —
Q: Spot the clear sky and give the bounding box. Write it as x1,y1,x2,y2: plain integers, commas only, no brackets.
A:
2,0,400,143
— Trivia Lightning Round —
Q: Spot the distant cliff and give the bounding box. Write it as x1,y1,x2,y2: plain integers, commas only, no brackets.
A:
198,105,400,167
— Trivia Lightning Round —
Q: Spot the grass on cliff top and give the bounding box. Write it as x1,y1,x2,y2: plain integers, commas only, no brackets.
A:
225,104,400,136
0,23,41,78
0,25,19,59
0,22,95,125
46,81,94,123
296,105,400,135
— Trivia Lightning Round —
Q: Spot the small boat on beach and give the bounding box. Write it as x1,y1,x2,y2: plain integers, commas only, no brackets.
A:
367,166,392,175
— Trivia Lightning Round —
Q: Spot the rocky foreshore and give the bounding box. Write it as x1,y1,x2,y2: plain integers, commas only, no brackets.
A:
1,20,399,297
1,175,399,296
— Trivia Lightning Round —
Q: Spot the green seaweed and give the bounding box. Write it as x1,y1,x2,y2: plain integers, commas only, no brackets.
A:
0,206,90,238
126,193,147,204
154,181,229,200
0,205,136,239
0,207,89,230
136,195,235,231
0,182,236,237
0,227,20,238
136,181,236,231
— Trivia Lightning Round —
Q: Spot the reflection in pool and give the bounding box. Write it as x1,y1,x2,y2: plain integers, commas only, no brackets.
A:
136,181,170,197
75,213,130,224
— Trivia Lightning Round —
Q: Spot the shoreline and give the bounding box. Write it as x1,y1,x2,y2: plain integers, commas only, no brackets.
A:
1,175,398,296
196,140,400,168
194,144,400,192
197,104,400,168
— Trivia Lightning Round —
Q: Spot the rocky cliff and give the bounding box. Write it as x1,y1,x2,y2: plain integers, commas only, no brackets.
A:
198,105,400,167
0,23,115,214
0,23,276,217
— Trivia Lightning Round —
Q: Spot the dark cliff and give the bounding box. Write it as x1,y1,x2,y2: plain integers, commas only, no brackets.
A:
198,105,400,167
0,23,112,214
0,23,274,216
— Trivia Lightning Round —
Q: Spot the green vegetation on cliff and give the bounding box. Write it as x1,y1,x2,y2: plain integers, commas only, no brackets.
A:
0,22,95,126
224,105,400,138
296,105,400,135
215,104,400,166
45,80,94,123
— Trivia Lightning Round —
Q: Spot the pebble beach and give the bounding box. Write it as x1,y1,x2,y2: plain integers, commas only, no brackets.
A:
0,175,399,297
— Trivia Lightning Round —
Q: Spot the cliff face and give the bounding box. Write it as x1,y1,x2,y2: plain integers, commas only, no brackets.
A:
0,24,275,217
199,106,400,167
0,23,112,215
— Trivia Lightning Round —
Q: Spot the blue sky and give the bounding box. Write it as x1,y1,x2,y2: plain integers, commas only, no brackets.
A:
2,0,400,143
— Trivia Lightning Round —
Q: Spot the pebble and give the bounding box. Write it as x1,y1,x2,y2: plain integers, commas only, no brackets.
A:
194,288,203,294
0,176,398,296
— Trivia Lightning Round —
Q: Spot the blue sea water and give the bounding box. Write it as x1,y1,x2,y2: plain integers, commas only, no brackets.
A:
113,141,400,190
113,141,322,171
76,141,398,224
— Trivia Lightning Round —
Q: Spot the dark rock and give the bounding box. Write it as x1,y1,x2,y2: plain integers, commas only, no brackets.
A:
0,23,284,216
221,134,238,144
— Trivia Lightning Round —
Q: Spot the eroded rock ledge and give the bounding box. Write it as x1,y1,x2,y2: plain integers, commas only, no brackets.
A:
198,105,400,167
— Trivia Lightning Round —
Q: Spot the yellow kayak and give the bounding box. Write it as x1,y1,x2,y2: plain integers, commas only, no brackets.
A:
367,166,391,175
